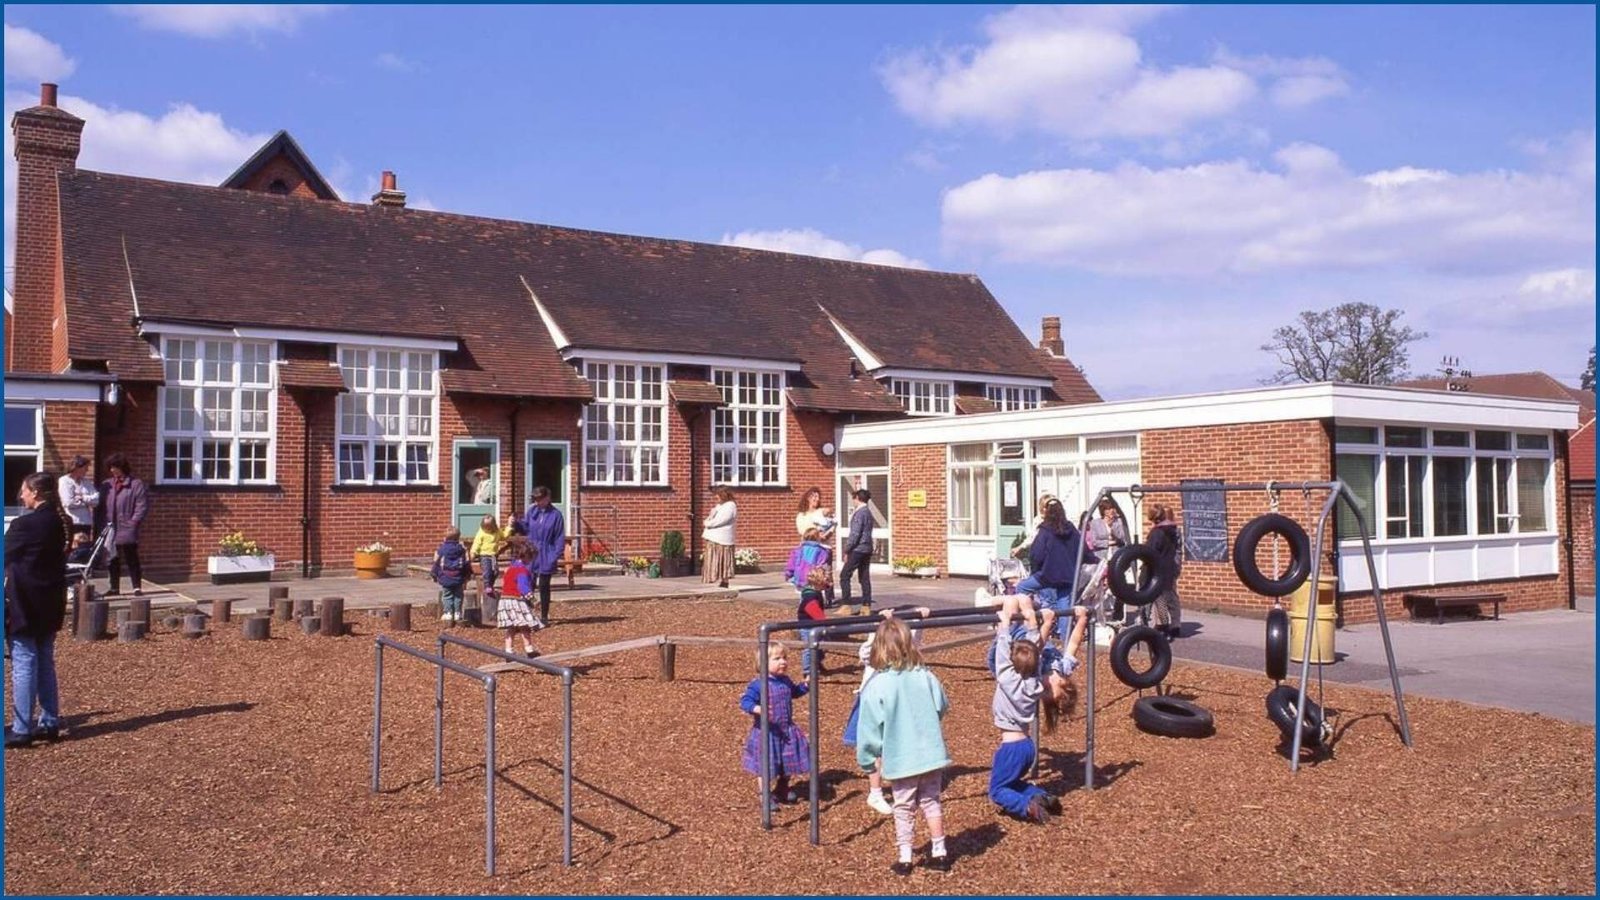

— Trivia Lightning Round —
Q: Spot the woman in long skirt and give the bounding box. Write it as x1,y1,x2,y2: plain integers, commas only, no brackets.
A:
702,486,738,587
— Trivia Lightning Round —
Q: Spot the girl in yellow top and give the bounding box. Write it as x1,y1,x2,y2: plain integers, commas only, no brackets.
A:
469,515,506,598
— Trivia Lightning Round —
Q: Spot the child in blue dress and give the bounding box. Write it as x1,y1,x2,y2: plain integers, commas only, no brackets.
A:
740,640,811,808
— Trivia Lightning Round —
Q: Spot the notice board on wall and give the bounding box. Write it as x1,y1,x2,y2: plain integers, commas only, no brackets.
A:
1180,478,1228,562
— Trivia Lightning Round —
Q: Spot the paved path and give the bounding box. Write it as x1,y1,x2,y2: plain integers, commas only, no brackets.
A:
102,567,1595,725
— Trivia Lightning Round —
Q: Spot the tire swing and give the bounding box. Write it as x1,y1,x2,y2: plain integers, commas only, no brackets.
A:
1265,684,1326,748
1264,606,1290,682
1107,544,1166,607
1109,624,1172,689
1132,695,1215,738
1233,513,1311,597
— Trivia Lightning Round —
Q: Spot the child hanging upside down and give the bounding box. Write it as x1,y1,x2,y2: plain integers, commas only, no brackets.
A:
988,598,1078,824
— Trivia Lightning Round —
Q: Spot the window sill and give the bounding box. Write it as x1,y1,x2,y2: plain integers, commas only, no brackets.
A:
152,483,283,493
580,483,674,492
330,483,445,494
1337,532,1557,548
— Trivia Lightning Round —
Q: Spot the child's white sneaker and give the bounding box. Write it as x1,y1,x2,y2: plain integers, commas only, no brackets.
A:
867,790,893,815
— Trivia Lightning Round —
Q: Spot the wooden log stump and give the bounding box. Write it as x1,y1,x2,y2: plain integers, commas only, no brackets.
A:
211,598,236,625
319,597,345,638
273,598,294,622
242,616,271,641
301,616,321,636
128,597,151,625
293,598,315,620
659,641,677,682
181,614,207,639
117,621,147,642
388,603,412,632
76,601,110,642
72,582,92,632
268,585,290,602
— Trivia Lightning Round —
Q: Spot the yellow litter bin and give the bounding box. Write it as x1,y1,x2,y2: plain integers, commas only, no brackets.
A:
1287,576,1338,664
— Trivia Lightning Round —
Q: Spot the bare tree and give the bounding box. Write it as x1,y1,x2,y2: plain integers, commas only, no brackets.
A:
1261,302,1427,385
1582,346,1595,391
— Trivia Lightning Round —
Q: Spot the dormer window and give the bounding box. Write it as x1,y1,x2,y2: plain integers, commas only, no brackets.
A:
986,385,1041,412
888,378,953,416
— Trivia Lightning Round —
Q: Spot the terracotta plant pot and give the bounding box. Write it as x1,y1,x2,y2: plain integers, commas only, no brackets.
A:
354,550,391,579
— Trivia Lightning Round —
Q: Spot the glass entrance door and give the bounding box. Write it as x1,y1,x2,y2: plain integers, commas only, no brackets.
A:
838,470,891,567
452,439,500,539
995,463,1029,559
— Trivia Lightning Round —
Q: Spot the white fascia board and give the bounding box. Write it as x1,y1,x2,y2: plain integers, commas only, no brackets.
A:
4,379,104,403
819,306,885,371
520,278,571,350
138,320,457,352
837,382,1580,451
873,368,1053,389
561,347,802,372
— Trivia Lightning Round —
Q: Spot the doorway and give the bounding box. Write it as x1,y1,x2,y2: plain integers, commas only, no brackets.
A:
524,440,571,530
452,439,500,539
838,469,891,567
995,462,1029,560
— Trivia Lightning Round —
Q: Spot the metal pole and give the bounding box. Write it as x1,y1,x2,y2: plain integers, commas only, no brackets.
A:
1337,484,1413,747
371,640,383,793
806,628,820,847
435,637,446,789
1084,486,1112,791
757,624,772,831
484,677,497,877
562,673,574,867
1289,490,1340,771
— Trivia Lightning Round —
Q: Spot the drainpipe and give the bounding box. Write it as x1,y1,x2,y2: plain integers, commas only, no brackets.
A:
688,405,705,575
508,401,520,517
301,399,312,579
1560,430,1576,610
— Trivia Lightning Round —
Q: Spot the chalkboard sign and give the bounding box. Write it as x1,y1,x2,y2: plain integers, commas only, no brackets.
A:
1181,478,1228,562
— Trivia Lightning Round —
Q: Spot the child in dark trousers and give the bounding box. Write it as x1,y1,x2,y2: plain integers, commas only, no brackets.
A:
795,567,829,677
988,619,1063,823
431,528,472,623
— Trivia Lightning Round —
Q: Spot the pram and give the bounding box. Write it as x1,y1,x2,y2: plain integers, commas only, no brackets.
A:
65,525,112,588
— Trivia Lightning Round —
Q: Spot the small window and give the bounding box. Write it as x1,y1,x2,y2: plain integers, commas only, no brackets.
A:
1433,430,1470,448
838,449,887,469
267,179,290,195
1335,425,1378,444
1384,427,1425,448
1476,431,1510,451
1516,434,1550,451
3,407,39,446
951,444,992,464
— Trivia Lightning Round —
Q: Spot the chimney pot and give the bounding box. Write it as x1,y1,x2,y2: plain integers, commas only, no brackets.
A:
381,170,396,191
371,170,407,209
1040,315,1064,357
40,83,57,107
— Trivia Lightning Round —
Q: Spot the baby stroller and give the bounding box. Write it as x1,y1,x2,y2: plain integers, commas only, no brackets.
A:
65,526,112,588
974,556,1027,607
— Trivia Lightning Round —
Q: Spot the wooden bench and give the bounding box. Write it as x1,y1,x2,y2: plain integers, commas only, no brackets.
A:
1403,591,1507,625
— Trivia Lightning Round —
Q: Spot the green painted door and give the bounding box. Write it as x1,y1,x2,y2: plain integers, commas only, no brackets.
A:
524,441,571,530
452,439,500,539
996,463,1029,560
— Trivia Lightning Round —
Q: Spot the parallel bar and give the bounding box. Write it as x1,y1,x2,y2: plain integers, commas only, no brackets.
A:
485,679,497,877
371,641,384,792
806,629,821,847
757,624,773,831
1338,486,1413,747
1289,490,1341,770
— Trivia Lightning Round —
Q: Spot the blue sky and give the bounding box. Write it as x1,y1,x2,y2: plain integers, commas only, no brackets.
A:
4,4,1595,398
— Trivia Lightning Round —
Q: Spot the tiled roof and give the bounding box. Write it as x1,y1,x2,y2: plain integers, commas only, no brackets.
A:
278,357,346,391
220,131,340,201
1036,350,1104,406
954,395,998,415
667,380,725,406
1400,372,1593,419
55,168,1078,412
1570,417,1595,482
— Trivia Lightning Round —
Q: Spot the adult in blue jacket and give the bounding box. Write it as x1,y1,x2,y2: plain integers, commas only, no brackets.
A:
1023,499,1097,638
522,485,566,624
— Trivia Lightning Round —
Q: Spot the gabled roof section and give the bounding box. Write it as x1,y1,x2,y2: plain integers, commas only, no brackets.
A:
1569,416,1595,482
221,131,340,201
1036,349,1103,406
1400,371,1594,421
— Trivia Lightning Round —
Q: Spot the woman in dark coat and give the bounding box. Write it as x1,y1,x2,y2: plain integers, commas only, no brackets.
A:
98,452,149,597
5,471,71,747
1145,503,1184,639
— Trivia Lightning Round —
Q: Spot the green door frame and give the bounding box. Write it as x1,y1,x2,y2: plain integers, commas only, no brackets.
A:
524,440,572,532
452,438,500,540
995,462,1030,560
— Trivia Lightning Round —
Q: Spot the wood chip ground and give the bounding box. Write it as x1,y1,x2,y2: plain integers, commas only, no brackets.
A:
4,599,1593,894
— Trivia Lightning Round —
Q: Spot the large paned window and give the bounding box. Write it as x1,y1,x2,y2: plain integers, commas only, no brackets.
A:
4,405,43,522
336,347,438,485
888,378,953,416
985,385,1041,412
582,362,666,485
948,444,994,537
1334,423,1553,541
158,337,275,484
712,368,785,486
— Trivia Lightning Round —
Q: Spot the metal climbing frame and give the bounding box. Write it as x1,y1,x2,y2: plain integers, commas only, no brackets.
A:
370,635,577,875
1083,480,1412,785
754,608,1015,842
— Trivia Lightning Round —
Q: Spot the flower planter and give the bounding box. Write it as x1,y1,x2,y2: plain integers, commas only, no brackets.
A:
659,557,690,578
914,566,940,579
893,566,913,576
207,554,275,585
354,550,392,580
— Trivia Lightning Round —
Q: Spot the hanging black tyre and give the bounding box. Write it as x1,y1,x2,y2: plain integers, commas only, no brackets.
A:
1233,513,1312,597
1109,624,1172,689
1132,695,1215,738
1265,685,1324,747
1264,607,1290,682
1108,544,1164,606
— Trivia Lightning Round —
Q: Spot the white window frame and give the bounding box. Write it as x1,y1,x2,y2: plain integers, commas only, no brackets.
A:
335,346,440,486
581,361,667,486
986,384,1041,412
4,404,44,524
712,367,787,486
947,443,995,538
156,337,278,485
887,378,953,417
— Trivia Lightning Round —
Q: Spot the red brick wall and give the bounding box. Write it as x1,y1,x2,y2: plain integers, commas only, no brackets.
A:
41,400,97,472
10,106,83,374
889,444,948,570
234,155,327,200
1572,486,1595,602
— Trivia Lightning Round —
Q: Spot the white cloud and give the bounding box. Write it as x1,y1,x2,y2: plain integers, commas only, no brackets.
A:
878,5,1354,140
374,52,418,73
720,228,928,269
4,24,76,83
109,5,340,39
1516,268,1596,309
941,138,1595,278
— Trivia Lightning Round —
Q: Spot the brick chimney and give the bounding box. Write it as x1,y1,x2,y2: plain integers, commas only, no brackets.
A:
371,170,407,208
10,83,84,373
1039,315,1064,357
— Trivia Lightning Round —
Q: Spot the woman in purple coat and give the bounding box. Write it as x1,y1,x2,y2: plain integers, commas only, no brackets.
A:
98,453,149,597
521,485,566,625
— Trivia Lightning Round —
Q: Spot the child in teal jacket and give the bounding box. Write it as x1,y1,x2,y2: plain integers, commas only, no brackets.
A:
854,616,953,876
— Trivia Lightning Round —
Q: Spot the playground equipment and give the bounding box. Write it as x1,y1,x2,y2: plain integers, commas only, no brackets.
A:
370,633,576,874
